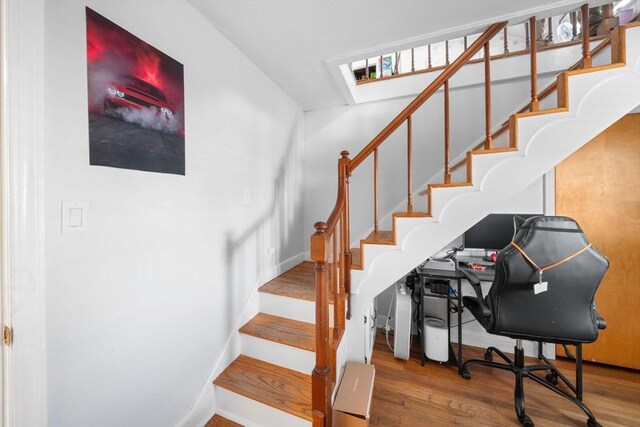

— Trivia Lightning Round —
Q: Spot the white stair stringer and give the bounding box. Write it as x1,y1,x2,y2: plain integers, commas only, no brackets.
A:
345,25,640,363
259,292,315,324
393,215,436,245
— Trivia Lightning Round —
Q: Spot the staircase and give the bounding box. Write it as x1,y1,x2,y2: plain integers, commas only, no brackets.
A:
209,21,640,427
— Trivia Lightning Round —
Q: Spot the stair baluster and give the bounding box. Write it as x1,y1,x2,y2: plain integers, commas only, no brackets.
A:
582,4,593,67
444,80,451,183
373,148,379,235
530,16,540,112
484,41,493,149
407,116,413,212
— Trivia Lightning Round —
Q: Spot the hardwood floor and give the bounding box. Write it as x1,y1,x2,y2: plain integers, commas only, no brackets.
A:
369,330,640,426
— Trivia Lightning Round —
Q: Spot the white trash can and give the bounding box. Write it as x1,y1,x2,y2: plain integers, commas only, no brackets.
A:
423,317,448,362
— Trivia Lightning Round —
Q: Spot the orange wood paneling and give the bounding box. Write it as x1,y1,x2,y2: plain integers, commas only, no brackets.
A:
555,113,640,369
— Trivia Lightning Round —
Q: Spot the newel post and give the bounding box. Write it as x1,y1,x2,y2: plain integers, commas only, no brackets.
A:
339,151,352,319
311,221,331,426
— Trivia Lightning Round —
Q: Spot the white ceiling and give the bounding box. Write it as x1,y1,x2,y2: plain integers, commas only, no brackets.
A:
187,0,608,111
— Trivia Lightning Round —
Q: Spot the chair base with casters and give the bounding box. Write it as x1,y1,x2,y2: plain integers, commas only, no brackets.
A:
462,340,601,427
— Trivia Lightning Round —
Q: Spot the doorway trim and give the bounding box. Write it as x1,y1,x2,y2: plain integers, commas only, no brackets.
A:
2,0,47,425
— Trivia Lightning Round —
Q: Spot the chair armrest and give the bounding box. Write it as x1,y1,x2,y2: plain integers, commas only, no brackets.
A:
593,304,607,330
459,268,492,318
459,267,481,287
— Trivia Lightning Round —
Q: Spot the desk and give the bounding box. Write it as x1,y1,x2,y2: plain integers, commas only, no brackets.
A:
456,255,496,282
417,267,467,377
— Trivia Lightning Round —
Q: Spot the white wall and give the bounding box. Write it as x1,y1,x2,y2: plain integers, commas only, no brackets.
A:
42,1,303,426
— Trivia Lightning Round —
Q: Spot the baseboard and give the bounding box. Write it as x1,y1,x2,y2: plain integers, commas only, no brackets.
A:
174,252,306,427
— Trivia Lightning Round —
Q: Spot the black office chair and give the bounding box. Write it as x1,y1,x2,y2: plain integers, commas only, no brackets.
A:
460,216,608,427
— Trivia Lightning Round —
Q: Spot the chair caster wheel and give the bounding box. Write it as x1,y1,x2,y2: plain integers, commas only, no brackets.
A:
518,415,534,426
461,368,471,380
484,350,493,361
545,372,558,385
587,418,602,427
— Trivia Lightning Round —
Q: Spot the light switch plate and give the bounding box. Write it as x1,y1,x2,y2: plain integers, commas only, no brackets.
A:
62,202,89,233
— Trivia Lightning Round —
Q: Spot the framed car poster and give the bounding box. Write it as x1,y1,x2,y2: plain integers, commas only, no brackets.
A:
86,7,185,175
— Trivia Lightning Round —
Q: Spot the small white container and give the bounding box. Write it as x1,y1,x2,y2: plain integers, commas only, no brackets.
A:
423,317,449,362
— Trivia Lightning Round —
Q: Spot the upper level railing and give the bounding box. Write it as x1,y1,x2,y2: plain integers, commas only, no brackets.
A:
350,1,637,83
311,3,625,426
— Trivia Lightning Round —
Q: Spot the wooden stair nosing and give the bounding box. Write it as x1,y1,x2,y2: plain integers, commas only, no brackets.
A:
214,355,312,422
429,182,473,189
239,313,315,352
471,147,518,156
361,230,395,245
393,211,432,218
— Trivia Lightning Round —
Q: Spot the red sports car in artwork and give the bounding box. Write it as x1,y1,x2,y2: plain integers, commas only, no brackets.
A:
104,74,174,119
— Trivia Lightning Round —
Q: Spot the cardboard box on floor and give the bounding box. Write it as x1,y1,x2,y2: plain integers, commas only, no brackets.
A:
332,362,375,427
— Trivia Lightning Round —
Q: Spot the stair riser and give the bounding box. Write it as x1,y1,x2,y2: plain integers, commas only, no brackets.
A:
394,216,435,247
471,151,521,190
240,334,315,375
430,186,477,220
259,292,333,325
216,388,311,427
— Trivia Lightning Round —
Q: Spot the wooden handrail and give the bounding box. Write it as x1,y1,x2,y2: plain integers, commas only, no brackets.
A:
320,151,350,234
311,150,351,427
449,33,611,173
349,22,507,172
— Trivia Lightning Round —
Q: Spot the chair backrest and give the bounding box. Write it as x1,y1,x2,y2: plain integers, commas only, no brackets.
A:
487,216,609,344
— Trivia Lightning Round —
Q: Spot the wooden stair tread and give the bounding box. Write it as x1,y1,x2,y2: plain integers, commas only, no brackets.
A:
362,230,394,245
394,211,432,218
214,355,312,421
429,182,473,189
472,147,518,155
240,313,315,352
259,261,315,301
204,414,243,427
419,182,472,195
